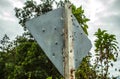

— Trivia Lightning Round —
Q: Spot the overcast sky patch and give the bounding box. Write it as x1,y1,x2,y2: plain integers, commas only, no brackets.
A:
0,0,12,7
0,0,24,40
0,0,120,76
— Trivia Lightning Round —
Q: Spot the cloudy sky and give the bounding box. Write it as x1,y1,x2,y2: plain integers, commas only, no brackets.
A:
73,0,120,76
0,0,24,40
0,0,120,77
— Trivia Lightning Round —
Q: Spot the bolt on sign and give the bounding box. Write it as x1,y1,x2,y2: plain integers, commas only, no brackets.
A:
25,4,92,76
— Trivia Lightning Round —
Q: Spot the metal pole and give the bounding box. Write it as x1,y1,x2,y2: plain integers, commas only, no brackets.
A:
64,3,75,79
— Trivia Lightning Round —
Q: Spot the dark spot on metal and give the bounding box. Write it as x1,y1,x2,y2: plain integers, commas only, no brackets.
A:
54,27,56,30
42,28,45,32
61,33,64,36
73,23,75,26
81,33,83,35
52,53,55,57
72,19,74,21
70,50,72,53
72,38,74,41
63,56,65,62
71,15,72,17
55,42,58,45
77,26,79,27
75,59,77,61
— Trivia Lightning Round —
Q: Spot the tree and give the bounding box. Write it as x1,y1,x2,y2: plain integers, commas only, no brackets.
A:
76,54,97,79
94,28,119,79
0,0,119,79
0,35,15,79
0,32,62,79
72,5,89,35
0,34,11,52
15,0,89,35
14,0,91,79
15,0,54,30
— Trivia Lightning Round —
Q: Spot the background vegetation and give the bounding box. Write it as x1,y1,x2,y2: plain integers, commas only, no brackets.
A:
0,0,120,79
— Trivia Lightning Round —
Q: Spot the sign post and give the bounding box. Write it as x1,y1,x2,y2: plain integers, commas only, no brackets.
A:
64,3,75,79
25,2,92,79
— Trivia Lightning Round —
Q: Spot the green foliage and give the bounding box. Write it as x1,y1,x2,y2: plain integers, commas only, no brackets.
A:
94,28,119,61
15,0,89,35
0,56,5,79
0,34,11,52
0,0,91,78
46,77,52,79
72,5,90,35
94,28,119,79
0,33,62,79
0,0,119,79
0,0,92,79
15,0,54,30
76,55,97,79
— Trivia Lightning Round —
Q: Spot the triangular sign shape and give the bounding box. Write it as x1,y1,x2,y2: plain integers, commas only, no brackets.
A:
26,8,64,75
26,7,92,76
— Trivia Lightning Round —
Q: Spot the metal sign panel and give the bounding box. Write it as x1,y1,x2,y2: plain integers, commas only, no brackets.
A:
72,15,92,69
26,8,64,75
25,8,92,76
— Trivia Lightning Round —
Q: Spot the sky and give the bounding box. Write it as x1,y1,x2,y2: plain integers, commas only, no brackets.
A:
0,0,120,77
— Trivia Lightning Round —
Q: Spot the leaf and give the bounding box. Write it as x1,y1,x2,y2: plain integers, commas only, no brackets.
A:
83,26,88,35
46,77,52,79
83,18,90,23
112,45,117,51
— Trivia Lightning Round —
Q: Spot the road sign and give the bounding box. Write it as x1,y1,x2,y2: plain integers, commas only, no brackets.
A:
25,5,92,77
26,8,64,75
72,15,92,69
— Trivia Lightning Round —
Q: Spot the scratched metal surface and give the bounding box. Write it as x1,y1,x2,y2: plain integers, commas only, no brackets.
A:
25,8,92,76
72,15,92,69
26,8,64,76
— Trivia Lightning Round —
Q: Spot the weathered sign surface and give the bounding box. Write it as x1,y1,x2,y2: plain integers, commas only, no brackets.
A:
26,7,92,76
